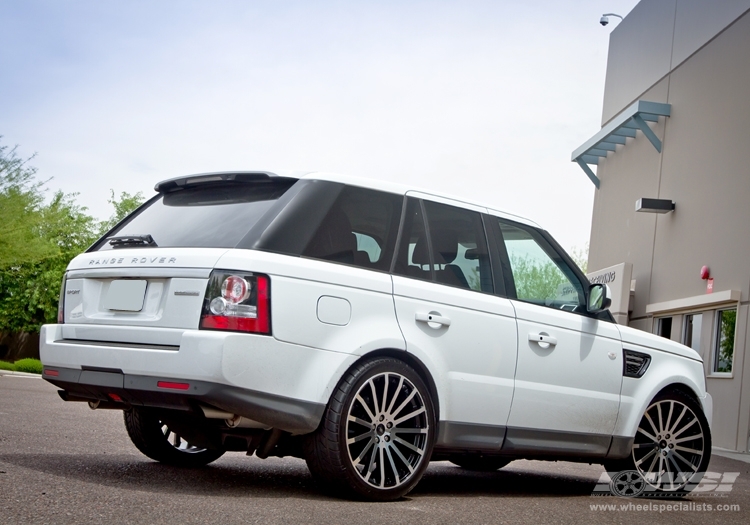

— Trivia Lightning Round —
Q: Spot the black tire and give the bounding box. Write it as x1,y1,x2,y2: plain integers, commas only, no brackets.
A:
123,408,225,467
450,456,511,472
603,389,711,495
305,357,436,501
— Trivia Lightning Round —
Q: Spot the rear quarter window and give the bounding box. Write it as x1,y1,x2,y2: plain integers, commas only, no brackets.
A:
302,186,403,272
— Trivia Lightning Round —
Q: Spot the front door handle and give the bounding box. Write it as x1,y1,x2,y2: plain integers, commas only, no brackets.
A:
528,333,558,346
415,312,451,327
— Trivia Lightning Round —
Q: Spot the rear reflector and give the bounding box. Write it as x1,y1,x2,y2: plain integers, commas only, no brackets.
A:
108,393,123,402
157,381,190,390
200,315,264,332
44,369,60,377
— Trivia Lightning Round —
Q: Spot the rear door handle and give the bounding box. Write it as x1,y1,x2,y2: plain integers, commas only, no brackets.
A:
415,312,451,327
528,333,558,346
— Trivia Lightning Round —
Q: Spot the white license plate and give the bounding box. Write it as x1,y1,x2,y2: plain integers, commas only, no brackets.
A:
103,280,148,312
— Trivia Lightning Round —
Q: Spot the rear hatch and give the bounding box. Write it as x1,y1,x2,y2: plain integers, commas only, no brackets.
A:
59,173,298,347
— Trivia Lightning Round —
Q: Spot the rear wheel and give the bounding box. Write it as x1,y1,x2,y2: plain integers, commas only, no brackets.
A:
604,390,711,495
124,408,225,467
305,358,436,501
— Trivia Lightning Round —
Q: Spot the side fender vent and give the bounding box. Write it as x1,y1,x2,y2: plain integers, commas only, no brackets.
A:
623,349,651,378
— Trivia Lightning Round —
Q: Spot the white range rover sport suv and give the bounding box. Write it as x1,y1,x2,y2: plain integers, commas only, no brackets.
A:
41,171,712,501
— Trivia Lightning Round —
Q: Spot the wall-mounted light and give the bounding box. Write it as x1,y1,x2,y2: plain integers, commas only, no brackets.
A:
635,198,675,213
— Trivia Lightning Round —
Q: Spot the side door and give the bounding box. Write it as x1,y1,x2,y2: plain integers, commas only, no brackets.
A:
489,216,623,456
391,196,518,451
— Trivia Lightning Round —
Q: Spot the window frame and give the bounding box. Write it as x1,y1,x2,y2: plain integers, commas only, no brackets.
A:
681,312,703,355
391,197,434,282
654,316,673,340
390,197,497,295
711,308,737,376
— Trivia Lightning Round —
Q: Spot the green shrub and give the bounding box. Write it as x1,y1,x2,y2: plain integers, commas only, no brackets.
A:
12,358,42,374
0,360,14,371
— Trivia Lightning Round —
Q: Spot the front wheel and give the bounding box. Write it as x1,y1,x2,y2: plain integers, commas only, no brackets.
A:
305,358,436,501
124,408,225,467
604,389,711,495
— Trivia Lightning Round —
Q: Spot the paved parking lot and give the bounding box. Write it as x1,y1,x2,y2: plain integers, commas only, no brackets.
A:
1,374,748,525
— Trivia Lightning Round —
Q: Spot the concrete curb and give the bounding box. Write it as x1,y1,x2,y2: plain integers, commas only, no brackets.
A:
0,369,41,378
712,447,750,464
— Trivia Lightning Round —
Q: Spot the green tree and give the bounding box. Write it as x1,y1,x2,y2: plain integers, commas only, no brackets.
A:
41,191,100,255
0,141,55,267
568,244,589,274
717,309,736,373
510,254,568,302
98,190,145,235
0,139,147,334
0,189,108,332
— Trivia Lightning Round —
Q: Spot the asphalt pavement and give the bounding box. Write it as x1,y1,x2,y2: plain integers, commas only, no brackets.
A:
1,374,748,525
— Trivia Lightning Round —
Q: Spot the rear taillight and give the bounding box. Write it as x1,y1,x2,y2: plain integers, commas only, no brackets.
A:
57,273,67,324
199,271,270,334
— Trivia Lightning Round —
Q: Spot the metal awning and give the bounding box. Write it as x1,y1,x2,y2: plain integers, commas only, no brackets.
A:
571,100,671,188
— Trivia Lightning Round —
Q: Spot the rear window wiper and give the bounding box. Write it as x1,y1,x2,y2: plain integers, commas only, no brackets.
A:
108,234,158,248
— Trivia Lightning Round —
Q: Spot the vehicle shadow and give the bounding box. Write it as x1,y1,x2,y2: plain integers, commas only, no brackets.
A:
0,453,604,501
415,462,601,498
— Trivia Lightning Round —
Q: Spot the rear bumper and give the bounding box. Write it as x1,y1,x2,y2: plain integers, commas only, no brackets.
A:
44,367,325,434
40,324,357,434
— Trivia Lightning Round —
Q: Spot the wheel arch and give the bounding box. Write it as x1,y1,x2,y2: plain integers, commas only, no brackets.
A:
615,350,708,439
655,382,702,406
348,348,441,428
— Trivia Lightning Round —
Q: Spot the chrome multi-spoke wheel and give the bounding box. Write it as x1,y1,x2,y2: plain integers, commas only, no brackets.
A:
305,358,435,501
633,397,706,491
346,372,429,489
124,408,225,467
606,391,712,494
160,422,209,455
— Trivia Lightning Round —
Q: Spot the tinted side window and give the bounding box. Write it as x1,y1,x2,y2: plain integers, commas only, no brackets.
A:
302,186,403,271
423,201,492,292
496,219,585,310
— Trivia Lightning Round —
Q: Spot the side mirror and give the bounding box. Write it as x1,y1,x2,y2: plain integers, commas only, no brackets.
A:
588,283,612,313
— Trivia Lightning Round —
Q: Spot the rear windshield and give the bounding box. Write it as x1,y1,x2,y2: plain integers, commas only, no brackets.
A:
93,180,296,251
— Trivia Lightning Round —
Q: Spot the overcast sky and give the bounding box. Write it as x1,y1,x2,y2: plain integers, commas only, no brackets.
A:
0,0,639,254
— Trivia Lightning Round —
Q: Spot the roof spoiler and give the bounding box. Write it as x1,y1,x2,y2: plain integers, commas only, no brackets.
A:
154,171,296,193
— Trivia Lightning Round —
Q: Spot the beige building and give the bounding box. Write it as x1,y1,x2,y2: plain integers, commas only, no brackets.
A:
574,0,750,452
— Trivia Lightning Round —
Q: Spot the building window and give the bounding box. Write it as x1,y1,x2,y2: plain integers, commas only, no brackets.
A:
654,317,672,339
682,313,703,354
713,309,736,373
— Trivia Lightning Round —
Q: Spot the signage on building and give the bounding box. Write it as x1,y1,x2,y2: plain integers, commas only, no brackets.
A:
586,263,633,325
